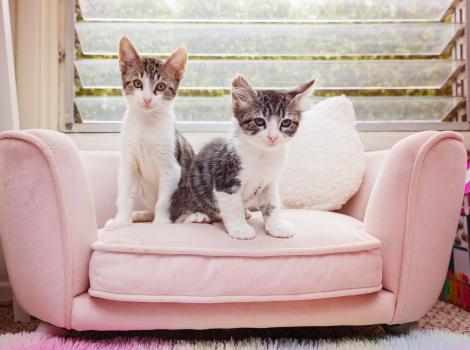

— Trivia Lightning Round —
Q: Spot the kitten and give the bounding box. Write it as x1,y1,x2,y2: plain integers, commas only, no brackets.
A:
105,37,195,230
170,75,315,239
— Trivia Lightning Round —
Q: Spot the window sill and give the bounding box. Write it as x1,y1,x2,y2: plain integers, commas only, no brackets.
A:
67,131,470,152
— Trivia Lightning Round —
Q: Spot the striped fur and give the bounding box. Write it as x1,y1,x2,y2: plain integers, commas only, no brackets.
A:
170,75,315,239
105,37,194,230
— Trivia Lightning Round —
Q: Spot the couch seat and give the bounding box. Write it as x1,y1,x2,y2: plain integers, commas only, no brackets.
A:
89,209,382,303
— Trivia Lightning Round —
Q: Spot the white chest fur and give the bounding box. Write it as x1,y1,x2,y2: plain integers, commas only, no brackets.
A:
213,136,293,240
234,139,287,204
120,108,179,208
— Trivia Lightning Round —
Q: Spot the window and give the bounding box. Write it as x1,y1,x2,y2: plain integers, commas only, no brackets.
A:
65,0,469,132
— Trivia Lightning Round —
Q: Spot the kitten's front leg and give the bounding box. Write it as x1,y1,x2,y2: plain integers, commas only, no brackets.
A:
105,154,139,230
258,181,294,238
153,161,181,224
215,190,256,240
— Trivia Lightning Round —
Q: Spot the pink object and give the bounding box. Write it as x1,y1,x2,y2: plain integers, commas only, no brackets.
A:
90,210,382,303
0,129,466,331
464,159,470,194
71,291,396,331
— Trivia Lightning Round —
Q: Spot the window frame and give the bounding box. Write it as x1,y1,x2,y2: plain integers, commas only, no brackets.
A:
61,0,470,133
60,0,75,133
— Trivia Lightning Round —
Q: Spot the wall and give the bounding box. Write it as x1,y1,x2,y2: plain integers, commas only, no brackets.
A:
14,0,59,130
0,0,19,303
0,0,19,130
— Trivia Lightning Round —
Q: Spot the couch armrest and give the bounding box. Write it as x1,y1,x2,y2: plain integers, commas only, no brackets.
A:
363,131,466,324
0,130,97,328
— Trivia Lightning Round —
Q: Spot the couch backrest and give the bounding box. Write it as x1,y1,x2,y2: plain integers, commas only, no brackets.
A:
80,151,146,228
81,149,388,227
337,150,388,221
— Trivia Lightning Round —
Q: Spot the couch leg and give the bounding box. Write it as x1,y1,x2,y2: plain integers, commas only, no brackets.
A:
13,296,31,324
36,321,69,336
382,321,418,334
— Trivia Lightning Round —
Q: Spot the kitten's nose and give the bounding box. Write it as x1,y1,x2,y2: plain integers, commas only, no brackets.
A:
143,97,152,105
268,135,279,143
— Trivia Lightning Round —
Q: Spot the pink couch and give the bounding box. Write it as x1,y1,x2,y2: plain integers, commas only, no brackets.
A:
0,129,466,332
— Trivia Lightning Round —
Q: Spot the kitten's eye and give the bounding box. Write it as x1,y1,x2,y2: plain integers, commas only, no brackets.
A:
133,79,143,89
155,82,166,92
253,118,265,127
281,119,292,128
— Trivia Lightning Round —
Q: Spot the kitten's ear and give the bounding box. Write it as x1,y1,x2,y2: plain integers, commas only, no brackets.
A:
288,79,315,112
164,46,188,80
232,74,257,109
119,37,141,74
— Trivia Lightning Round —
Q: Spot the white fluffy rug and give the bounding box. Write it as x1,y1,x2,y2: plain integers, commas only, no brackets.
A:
1,329,469,350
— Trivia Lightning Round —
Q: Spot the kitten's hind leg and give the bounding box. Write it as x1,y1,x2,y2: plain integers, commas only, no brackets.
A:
183,212,211,224
132,211,154,222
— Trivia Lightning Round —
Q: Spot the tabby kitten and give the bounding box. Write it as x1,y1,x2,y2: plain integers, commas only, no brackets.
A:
105,37,195,230
171,75,315,239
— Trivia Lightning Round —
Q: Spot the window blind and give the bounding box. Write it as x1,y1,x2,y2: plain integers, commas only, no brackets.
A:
69,0,466,132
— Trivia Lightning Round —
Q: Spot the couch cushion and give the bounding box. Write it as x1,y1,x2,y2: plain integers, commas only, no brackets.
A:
89,209,382,303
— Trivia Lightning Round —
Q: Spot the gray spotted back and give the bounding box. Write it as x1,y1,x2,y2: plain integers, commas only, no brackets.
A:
170,138,239,222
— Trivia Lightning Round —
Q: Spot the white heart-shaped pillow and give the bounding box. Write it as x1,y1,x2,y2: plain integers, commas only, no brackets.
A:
280,96,365,210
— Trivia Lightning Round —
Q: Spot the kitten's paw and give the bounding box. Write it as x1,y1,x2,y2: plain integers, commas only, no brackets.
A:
152,217,172,224
266,220,295,238
131,211,154,222
227,223,256,240
184,212,211,224
104,218,131,231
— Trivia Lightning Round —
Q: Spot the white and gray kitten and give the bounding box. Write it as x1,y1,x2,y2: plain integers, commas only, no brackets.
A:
105,37,194,230
171,75,315,239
